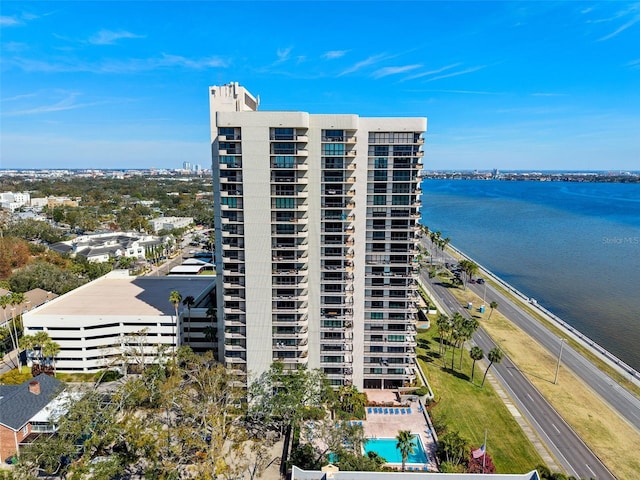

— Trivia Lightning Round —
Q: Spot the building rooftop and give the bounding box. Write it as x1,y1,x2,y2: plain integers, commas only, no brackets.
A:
28,272,214,316
0,374,64,431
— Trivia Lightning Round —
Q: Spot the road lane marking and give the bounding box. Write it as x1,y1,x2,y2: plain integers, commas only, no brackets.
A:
552,423,560,433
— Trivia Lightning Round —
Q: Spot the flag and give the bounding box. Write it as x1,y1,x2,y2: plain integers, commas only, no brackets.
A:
472,444,486,459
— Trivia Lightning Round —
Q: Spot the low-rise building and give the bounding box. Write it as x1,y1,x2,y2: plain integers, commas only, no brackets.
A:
0,374,68,462
22,271,217,373
49,231,170,263
149,216,194,233
0,191,31,212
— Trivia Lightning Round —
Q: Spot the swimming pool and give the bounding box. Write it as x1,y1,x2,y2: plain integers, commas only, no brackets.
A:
364,435,427,464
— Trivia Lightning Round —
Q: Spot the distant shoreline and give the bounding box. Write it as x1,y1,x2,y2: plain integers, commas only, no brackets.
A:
423,171,640,183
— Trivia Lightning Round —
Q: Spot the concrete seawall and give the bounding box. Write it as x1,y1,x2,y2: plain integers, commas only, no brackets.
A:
445,242,640,387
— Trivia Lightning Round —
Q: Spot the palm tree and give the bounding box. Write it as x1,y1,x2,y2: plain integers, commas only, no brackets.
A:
169,290,182,355
481,347,503,387
205,305,217,351
33,331,51,366
459,317,479,370
449,313,465,370
435,313,451,358
9,292,25,369
395,430,415,472
182,295,195,343
469,346,484,383
488,301,499,320
42,340,61,377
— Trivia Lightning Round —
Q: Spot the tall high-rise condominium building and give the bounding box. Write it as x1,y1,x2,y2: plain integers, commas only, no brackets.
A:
210,82,426,389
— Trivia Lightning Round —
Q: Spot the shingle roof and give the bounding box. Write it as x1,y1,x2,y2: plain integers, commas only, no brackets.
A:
0,374,64,431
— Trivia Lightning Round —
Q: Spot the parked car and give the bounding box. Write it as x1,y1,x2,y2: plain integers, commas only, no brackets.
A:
477,278,485,284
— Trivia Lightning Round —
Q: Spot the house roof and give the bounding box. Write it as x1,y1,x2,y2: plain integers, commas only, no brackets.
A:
0,374,64,431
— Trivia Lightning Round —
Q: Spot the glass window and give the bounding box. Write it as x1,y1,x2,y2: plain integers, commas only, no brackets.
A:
373,195,386,205
375,157,388,168
274,156,295,168
275,198,295,209
323,143,345,155
392,195,409,205
221,197,237,208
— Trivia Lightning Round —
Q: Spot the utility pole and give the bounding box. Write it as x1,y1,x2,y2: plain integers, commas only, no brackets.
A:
554,338,565,384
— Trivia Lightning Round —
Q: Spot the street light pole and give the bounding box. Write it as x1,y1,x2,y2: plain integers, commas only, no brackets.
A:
554,338,565,384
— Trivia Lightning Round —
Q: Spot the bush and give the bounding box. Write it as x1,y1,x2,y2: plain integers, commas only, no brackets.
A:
94,370,123,383
414,386,431,396
0,369,32,385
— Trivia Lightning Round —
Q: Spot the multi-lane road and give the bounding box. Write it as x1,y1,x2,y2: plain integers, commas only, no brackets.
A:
419,247,640,479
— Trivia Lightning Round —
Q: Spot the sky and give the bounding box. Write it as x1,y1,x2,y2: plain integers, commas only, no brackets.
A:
1,1,639,171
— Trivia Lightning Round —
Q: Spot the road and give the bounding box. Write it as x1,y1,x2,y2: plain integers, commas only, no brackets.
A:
420,249,623,479
466,278,640,431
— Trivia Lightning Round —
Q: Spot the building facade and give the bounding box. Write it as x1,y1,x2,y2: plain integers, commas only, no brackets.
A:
210,83,425,389
22,272,216,373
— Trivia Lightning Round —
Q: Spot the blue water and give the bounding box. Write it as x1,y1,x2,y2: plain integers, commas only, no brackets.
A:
421,179,640,371
364,436,427,464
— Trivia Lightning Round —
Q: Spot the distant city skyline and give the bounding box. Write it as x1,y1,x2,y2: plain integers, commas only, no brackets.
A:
1,1,639,171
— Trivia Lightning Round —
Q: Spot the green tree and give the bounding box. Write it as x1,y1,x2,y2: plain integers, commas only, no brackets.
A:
436,313,451,359
169,290,182,355
437,430,469,467
395,430,415,472
488,300,499,320
469,346,484,383
481,347,504,387
182,295,195,343
42,340,61,377
248,362,332,438
459,317,479,370
333,385,367,419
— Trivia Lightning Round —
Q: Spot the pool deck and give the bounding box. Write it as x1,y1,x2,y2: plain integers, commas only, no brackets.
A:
362,390,438,471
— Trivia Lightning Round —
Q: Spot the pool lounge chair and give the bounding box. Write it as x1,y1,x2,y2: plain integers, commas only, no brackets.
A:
395,408,400,414
384,408,389,414
407,407,412,414
367,407,373,414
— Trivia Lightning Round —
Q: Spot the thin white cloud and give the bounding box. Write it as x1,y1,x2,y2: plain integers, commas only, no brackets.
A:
531,92,568,97
156,54,227,69
372,64,422,79
409,89,503,96
3,93,108,116
1,92,38,102
89,29,146,45
598,15,640,41
404,63,462,81
322,50,348,60
426,65,487,82
626,58,640,70
338,54,387,76
0,16,22,26
274,47,293,65
9,54,227,74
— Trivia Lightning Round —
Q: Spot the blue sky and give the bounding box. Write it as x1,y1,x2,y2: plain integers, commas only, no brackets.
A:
1,1,639,171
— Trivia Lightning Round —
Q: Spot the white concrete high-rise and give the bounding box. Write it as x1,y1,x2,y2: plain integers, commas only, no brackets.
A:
210,82,426,389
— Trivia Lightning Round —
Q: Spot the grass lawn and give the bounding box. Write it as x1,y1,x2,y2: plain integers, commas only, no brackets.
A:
417,326,544,474
442,277,640,479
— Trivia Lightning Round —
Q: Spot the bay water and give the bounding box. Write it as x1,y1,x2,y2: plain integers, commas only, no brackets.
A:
420,179,640,371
